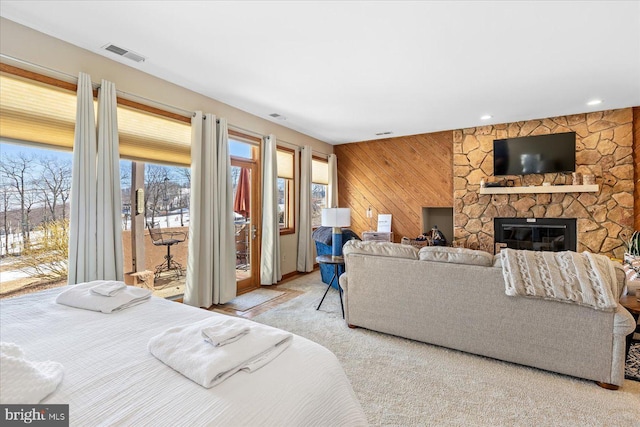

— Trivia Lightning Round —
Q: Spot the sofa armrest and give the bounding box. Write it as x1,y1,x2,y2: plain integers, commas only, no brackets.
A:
339,273,348,291
615,305,636,337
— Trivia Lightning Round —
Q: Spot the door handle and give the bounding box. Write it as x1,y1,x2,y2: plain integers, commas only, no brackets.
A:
252,225,257,240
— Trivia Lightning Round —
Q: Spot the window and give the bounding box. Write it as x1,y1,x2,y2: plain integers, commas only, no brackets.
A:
0,64,193,300
0,68,77,297
277,148,295,234
0,141,73,296
117,105,191,300
311,157,329,228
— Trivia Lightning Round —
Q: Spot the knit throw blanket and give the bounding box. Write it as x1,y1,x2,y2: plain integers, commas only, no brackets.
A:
501,248,618,311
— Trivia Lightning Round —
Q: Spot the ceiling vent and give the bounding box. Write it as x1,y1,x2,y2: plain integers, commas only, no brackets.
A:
269,113,287,120
102,44,146,63
375,131,393,136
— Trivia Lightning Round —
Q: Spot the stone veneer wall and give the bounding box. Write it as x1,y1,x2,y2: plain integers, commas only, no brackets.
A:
453,108,634,258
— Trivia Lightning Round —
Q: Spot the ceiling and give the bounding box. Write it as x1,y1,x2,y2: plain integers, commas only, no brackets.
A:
1,1,639,145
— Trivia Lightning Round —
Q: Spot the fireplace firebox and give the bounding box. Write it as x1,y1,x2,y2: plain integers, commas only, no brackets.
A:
494,218,577,253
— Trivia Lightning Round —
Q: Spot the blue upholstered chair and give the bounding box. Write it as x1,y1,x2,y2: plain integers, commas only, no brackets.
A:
312,227,361,289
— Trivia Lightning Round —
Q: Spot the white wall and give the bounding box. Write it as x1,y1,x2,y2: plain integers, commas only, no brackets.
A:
0,17,330,276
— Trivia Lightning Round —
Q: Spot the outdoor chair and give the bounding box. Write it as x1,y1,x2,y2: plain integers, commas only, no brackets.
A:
147,222,187,279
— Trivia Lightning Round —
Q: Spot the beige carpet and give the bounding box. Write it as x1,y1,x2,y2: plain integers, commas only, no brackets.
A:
253,271,640,426
224,288,284,311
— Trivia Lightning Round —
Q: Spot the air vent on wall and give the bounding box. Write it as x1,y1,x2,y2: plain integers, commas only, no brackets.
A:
102,44,146,63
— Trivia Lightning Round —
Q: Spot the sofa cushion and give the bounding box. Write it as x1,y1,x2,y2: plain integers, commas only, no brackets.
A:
343,240,419,260
418,246,494,266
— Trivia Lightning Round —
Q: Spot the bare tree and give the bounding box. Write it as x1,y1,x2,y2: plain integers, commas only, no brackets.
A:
0,152,36,248
22,184,39,247
144,164,171,227
37,156,72,222
0,182,11,256
176,167,191,188
119,162,133,230
170,166,190,227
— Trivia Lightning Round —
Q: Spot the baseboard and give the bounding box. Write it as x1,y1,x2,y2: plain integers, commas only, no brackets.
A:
278,266,319,284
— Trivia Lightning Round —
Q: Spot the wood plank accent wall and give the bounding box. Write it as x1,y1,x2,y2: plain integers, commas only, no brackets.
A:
334,131,453,241
634,106,640,230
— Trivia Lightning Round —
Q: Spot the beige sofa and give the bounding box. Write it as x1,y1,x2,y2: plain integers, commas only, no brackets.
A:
339,241,636,388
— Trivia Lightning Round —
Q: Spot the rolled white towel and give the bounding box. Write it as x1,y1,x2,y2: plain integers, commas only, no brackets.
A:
89,280,127,297
201,319,250,347
0,342,64,404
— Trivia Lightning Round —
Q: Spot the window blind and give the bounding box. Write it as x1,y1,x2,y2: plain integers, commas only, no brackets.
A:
312,158,329,185
277,149,294,179
117,104,191,166
0,72,77,150
0,71,191,166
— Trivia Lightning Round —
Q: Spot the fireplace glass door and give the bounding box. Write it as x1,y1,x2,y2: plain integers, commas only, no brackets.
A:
494,218,577,252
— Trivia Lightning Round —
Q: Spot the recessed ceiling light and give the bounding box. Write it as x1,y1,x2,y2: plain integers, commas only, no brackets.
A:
480,115,492,120
586,99,603,106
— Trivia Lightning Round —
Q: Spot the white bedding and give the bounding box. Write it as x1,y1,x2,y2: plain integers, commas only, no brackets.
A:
0,287,367,426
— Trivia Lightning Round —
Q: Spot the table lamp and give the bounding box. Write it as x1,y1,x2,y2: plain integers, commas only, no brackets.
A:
321,207,351,259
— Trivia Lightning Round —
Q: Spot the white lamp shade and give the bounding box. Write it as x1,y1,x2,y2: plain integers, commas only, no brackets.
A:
321,208,351,227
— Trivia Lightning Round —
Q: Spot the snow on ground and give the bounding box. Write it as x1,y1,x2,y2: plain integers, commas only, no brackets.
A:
0,269,30,282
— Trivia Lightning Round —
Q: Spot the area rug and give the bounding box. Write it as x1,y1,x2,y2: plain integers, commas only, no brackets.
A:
627,342,640,381
223,288,284,311
253,272,640,426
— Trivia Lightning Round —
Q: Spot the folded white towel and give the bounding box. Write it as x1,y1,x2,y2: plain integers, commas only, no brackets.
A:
201,320,250,347
0,342,64,404
56,281,151,313
89,280,127,297
148,317,292,388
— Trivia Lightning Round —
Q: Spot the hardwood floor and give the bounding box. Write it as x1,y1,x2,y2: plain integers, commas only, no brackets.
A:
208,273,307,319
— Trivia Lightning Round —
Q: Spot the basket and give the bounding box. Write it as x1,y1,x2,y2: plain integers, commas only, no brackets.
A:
401,237,431,249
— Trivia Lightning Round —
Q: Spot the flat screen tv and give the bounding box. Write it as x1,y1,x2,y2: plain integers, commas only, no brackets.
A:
493,132,576,176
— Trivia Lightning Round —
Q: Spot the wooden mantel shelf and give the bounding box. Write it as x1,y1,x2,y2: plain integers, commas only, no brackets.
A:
479,184,599,195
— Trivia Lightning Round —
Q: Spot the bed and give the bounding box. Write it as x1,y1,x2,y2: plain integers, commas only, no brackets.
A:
0,287,368,426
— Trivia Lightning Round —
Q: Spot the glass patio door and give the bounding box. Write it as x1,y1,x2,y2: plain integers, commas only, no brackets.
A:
231,160,260,294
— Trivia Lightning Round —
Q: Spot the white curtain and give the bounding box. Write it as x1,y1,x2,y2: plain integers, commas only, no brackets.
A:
260,134,282,285
68,75,122,284
297,146,314,272
68,73,97,285
185,112,237,307
96,80,124,281
328,153,338,208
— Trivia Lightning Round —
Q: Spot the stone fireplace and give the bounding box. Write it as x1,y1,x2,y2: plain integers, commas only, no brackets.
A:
452,108,634,258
